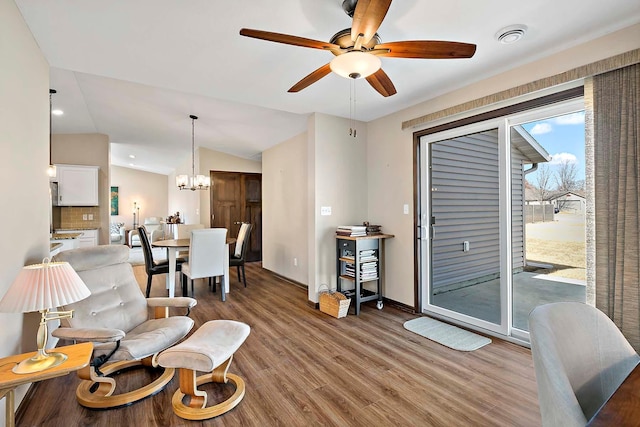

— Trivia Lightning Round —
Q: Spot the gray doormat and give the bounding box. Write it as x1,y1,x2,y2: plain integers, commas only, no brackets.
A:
404,317,492,351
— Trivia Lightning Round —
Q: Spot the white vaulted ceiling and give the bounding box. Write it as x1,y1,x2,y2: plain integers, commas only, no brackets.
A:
15,0,640,174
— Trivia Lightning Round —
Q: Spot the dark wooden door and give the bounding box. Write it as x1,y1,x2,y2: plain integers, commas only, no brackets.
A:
210,171,262,262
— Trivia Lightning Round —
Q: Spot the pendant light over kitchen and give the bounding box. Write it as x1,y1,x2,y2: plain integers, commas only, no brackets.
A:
48,89,57,178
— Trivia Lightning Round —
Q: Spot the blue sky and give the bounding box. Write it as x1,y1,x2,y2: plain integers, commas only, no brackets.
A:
521,111,585,187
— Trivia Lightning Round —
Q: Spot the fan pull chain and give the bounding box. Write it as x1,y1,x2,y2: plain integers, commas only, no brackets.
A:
349,78,357,138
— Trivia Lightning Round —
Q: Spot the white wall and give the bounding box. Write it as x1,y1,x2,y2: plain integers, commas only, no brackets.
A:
110,165,168,227
367,24,640,306
262,132,308,284
0,0,50,421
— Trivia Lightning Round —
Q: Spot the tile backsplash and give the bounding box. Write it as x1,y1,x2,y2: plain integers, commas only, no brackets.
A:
56,206,101,229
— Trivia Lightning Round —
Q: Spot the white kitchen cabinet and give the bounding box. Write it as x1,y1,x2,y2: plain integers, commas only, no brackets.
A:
55,164,99,206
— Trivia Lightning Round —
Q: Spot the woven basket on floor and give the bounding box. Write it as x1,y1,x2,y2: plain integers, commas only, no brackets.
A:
319,290,351,318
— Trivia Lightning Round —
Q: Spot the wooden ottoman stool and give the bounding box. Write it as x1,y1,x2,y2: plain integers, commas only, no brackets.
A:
157,320,250,420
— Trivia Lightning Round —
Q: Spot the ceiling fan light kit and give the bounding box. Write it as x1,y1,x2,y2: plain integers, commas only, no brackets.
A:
239,0,476,97
330,51,381,79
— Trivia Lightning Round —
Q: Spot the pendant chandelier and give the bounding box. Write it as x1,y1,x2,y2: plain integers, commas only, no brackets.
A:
176,114,210,191
48,89,57,177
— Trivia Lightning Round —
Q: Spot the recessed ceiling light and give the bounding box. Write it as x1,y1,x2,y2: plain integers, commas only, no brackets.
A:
129,163,135,166
51,109,64,116
129,154,136,159
495,25,527,44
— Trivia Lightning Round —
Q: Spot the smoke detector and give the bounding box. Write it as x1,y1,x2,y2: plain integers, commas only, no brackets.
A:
495,25,528,44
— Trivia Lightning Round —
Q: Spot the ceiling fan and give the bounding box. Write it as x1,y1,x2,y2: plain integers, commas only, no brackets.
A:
239,0,476,97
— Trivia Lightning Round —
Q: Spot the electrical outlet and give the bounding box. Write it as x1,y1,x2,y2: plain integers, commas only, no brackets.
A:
82,214,88,220
88,214,93,220
403,204,409,214
320,206,331,216
294,257,298,266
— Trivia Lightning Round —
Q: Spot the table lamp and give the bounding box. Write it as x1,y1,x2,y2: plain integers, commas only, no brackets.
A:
0,258,90,374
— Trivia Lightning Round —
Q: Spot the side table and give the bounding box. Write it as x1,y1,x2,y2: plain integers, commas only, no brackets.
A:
0,342,93,427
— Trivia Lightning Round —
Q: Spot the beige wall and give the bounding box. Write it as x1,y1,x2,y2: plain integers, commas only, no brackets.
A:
262,132,308,284
110,165,168,228
0,0,51,420
367,24,640,307
51,134,110,244
307,113,368,302
168,147,261,226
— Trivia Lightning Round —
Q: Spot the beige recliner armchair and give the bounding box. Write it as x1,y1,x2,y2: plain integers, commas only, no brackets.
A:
52,245,197,409
129,216,164,246
529,302,640,426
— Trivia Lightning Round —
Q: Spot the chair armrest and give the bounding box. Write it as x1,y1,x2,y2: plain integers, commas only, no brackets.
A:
52,327,126,343
128,229,140,246
150,228,164,243
146,297,197,309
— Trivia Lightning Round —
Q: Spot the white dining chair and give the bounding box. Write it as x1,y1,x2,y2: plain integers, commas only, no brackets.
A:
180,228,228,300
175,223,205,259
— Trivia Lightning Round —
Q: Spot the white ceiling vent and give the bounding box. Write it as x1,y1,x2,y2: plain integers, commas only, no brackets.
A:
496,25,528,44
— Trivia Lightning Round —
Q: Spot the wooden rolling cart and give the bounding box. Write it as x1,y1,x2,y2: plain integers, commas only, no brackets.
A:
336,234,394,315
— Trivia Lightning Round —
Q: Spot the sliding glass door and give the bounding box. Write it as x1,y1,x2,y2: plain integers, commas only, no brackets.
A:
420,122,508,334
417,98,586,339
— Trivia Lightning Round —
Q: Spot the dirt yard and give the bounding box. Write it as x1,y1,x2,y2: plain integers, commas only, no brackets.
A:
525,213,586,281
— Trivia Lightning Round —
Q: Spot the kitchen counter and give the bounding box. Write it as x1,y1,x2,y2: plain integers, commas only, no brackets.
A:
50,242,64,257
51,232,82,240
56,227,99,231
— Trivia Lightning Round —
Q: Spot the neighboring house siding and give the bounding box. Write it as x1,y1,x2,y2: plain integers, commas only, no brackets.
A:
551,192,586,214
431,129,500,291
512,146,526,272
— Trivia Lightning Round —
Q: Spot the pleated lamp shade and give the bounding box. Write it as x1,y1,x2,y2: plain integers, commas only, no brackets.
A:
0,260,90,313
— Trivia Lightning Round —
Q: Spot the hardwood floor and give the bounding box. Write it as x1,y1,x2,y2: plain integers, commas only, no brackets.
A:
16,263,542,426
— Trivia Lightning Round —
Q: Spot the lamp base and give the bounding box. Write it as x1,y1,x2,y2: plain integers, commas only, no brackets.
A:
12,351,68,374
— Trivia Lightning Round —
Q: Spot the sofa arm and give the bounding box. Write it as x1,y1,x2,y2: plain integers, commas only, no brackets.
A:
52,327,126,343
147,297,197,309
147,297,197,318
128,229,139,246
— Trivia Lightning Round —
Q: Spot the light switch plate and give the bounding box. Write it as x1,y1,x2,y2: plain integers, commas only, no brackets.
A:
321,206,331,216
403,204,409,215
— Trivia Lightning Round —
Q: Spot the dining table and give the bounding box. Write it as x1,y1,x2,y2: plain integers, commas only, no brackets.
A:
152,237,236,298
587,363,640,426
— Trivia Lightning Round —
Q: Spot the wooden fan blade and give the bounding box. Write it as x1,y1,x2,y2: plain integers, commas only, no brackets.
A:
374,40,477,59
240,28,341,51
351,0,392,45
366,68,397,97
288,63,333,93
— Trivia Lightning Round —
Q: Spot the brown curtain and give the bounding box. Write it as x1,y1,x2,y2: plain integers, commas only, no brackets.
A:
594,63,640,352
